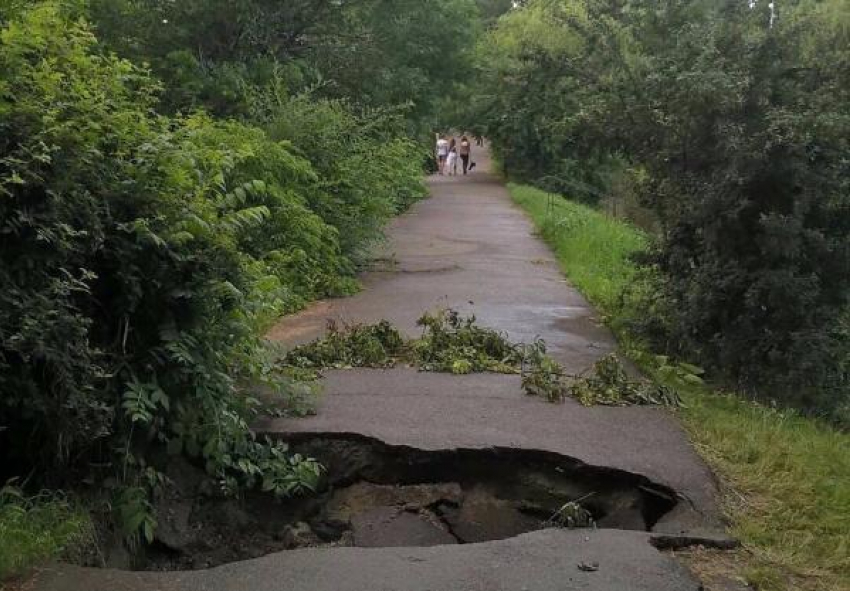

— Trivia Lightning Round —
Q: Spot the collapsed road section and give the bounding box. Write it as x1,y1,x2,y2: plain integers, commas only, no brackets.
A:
131,434,679,571
31,434,721,591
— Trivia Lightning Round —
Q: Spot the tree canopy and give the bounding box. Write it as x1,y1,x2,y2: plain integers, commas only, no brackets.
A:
470,0,850,421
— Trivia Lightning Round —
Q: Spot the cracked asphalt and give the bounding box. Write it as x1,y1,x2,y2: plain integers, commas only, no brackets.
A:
35,147,731,591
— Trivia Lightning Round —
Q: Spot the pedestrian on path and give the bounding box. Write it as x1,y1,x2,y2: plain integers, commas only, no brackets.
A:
459,135,472,175
447,137,459,176
436,134,449,175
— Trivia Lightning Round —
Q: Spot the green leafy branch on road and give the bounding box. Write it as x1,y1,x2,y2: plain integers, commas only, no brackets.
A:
522,348,684,407
281,309,683,408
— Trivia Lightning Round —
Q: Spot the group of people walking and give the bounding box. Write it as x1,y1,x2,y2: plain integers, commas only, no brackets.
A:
435,134,476,176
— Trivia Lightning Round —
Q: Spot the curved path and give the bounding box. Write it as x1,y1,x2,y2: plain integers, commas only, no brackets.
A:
262,147,726,535
267,149,614,373
33,149,730,591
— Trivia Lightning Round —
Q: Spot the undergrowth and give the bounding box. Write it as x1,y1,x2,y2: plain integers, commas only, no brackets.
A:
0,3,418,559
0,486,94,582
414,310,523,374
523,352,683,407
509,182,850,591
282,309,682,408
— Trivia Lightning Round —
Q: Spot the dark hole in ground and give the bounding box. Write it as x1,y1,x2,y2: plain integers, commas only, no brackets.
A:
119,435,678,571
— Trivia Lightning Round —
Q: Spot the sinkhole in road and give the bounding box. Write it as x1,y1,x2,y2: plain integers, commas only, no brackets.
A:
134,435,679,571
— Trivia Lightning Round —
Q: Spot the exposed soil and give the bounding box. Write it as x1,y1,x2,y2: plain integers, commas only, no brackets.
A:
113,435,679,571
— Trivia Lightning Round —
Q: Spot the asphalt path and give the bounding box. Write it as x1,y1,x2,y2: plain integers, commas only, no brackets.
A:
36,147,729,591
32,530,703,591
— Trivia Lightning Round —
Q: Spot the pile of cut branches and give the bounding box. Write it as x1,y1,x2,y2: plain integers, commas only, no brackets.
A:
281,310,682,408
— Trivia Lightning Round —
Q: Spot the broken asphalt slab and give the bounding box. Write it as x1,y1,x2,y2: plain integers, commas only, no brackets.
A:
31,529,703,591
257,368,729,542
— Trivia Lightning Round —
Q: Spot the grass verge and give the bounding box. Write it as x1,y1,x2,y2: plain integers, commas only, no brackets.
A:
509,183,850,591
0,487,94,584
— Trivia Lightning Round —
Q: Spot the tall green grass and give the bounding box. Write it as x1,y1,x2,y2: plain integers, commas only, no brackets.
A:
684,394,850,590
509,183,647,315
510,183,850,591
0,487,93,582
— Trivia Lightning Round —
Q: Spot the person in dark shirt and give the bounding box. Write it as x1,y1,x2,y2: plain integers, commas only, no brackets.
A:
459,136,472,175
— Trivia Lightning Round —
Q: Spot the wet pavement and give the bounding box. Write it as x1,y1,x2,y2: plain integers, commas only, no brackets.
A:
263,147,727,539
266,149,615,374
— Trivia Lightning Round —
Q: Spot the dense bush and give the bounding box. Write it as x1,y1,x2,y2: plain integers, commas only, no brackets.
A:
88,0,467,249
88,0,325,117
468,0,619,202
0,0,489,563
0,2,431,543
472,0,850,420
260,95,427,259
619,1,850,417
0,2,335,492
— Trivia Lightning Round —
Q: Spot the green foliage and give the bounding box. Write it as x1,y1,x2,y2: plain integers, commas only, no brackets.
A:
114,485,157,546
477,1,850,419
90,0,482,136
91,0,434,257
0,0,481,563
261,94,427,259
548,498,595,529
0,3,337,545
414,310,524,374
0,485,93,581
617,1,850,418
285,320,406,369
467,0,619,201
568,355,682,407
308,0,481,133
88,0,331,115
654,356,706,390
475,0,519,27
283,310,681,407
281,310,526,375
519,351,566,401
521,342,682,407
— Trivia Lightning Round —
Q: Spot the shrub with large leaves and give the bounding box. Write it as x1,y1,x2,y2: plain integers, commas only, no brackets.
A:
263,95,427,259
0,3,330,526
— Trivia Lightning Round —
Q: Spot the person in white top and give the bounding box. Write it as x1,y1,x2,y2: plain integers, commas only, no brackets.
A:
446,137,459,176
435,135,449,175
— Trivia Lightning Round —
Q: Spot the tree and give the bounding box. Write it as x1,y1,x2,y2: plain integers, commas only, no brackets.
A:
472,0,850,420
90,0,482,134
306,0,481,133
475,0,519,26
